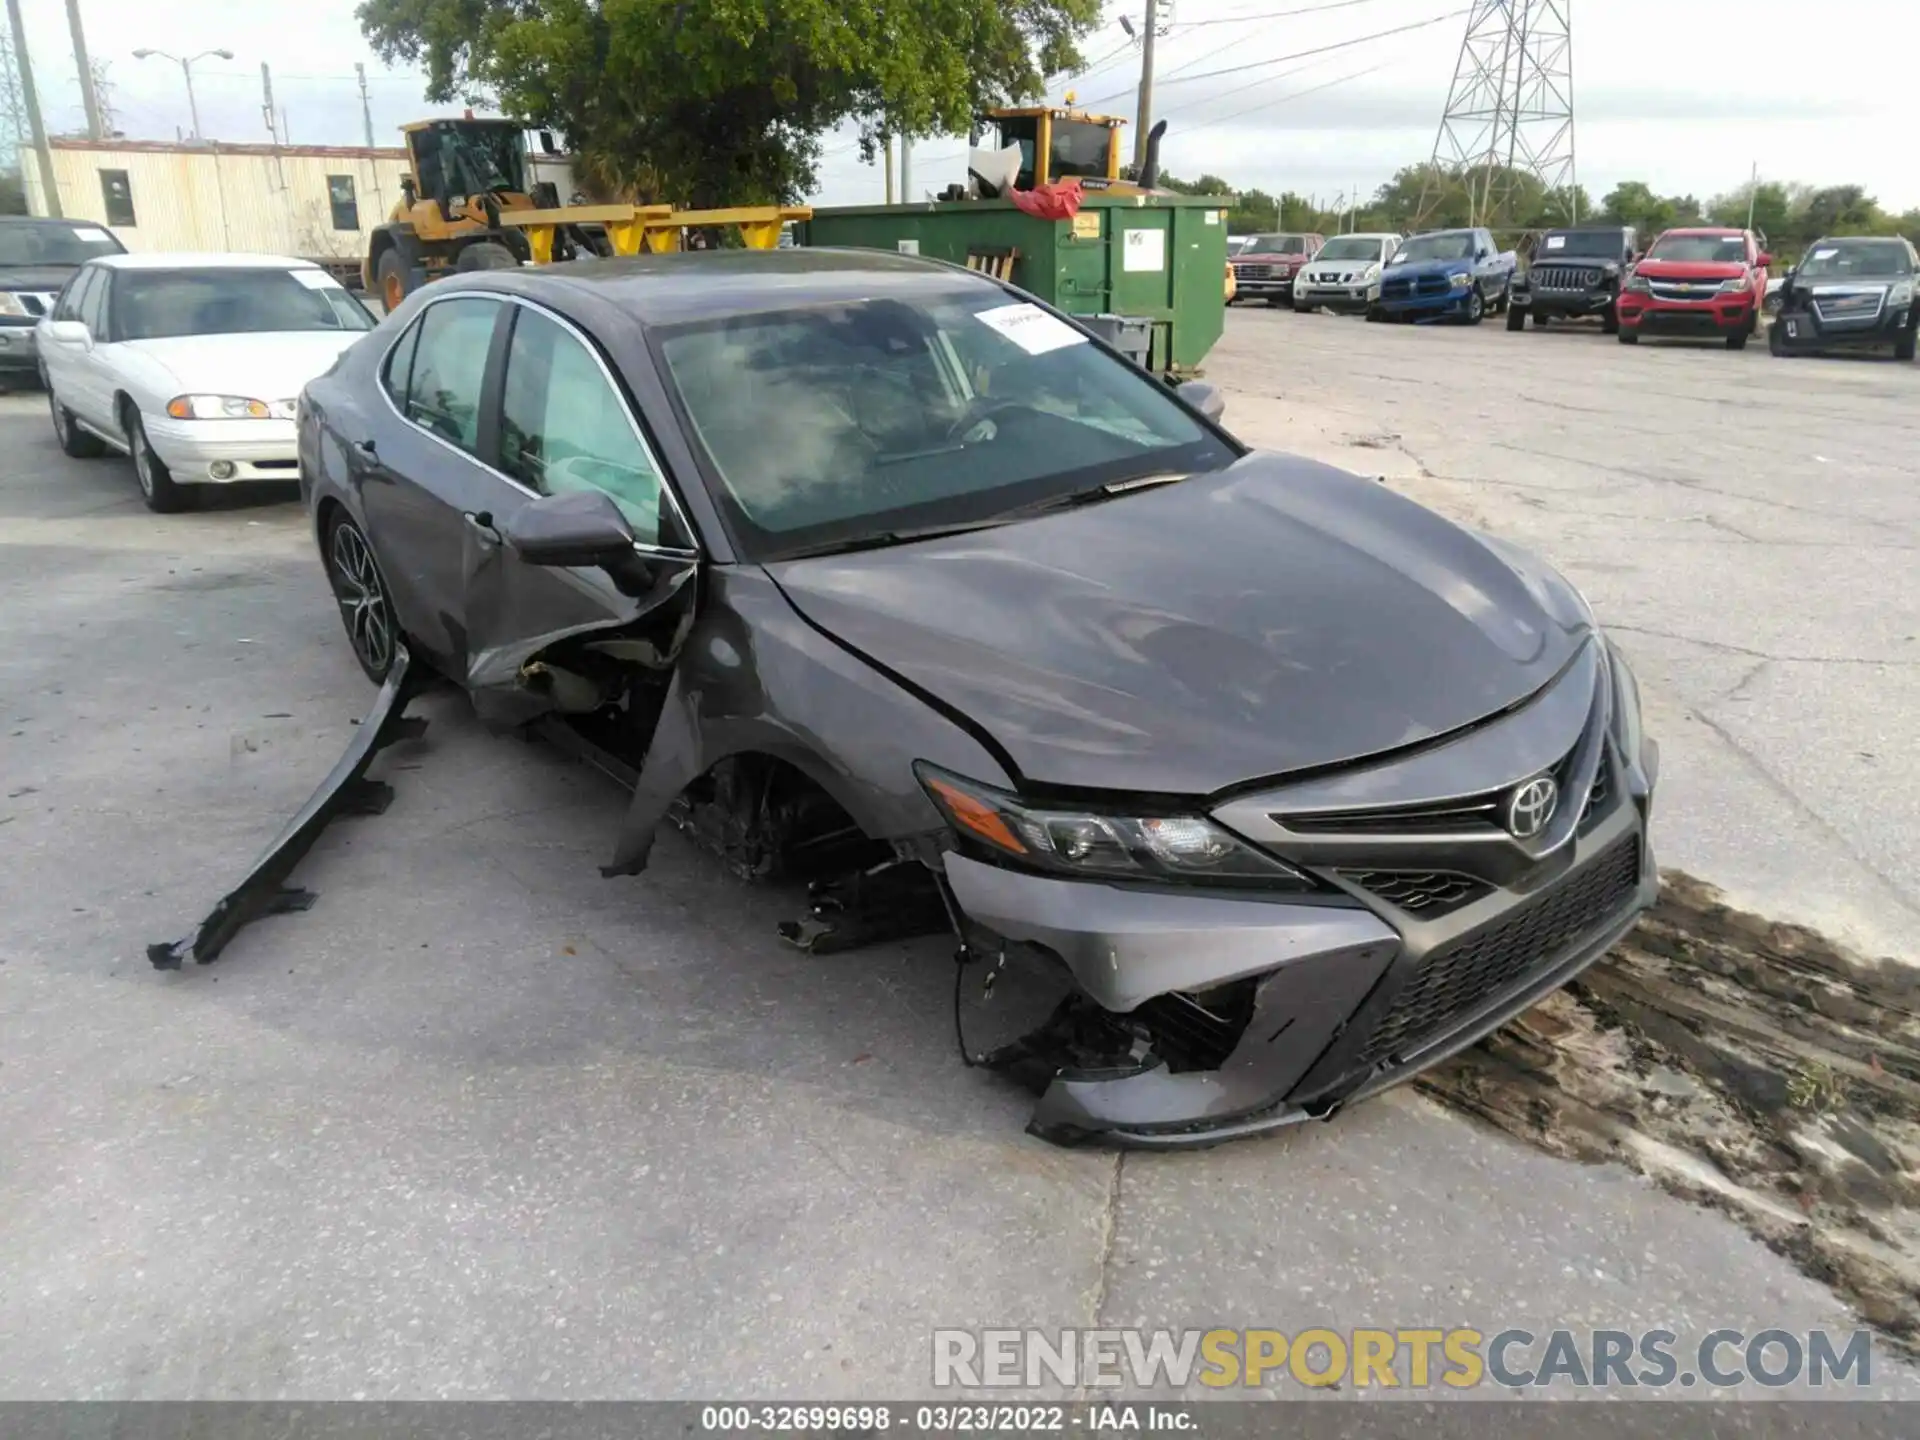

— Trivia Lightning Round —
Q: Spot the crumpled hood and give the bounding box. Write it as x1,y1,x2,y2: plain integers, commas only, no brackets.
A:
768,454,1591,797
118,332,360,402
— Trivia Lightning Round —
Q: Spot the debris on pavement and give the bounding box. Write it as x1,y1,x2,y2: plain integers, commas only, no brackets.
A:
1424,870,1920,1351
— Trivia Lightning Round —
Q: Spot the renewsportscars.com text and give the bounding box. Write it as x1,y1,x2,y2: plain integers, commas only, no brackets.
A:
932,1327,1874,1391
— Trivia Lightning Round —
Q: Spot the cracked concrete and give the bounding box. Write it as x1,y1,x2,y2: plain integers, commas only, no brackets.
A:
3,311,1919,1408
1214,307,1920,957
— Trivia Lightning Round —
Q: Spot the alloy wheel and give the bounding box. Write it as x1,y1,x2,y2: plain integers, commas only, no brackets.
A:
328,521,395,678
132,435,155,497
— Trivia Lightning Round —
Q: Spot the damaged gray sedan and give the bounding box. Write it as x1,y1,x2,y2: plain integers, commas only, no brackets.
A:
155,249,1660,1148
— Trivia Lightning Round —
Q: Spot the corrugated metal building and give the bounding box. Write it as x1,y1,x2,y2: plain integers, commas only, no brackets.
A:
22,138,580,271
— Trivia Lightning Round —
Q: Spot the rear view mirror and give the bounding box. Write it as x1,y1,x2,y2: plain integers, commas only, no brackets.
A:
1178,379,1226,422
503,488,636,569
43,319,92,349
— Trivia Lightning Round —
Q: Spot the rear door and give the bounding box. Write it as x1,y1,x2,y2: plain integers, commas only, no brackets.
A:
459,297,699,725
71,266,116,429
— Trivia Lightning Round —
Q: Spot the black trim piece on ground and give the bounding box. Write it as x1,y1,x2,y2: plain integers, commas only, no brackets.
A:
146,645,430,970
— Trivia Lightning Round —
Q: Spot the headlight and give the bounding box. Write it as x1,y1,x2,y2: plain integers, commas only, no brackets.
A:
1363,263,1381,280
1601,262,1620,276
166,394,272,420
1718,277,1749,294
1891,281,1914,306
1607,642,1646,773
1626,274,1651,294
0,292,28,318
916,765,1312,888
1449,272,1472,288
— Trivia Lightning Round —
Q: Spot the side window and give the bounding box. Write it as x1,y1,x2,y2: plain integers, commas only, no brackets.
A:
99,170,136,227
327,175,360,231
382,316,423,407
79,270,111,336
499,306,669,546
56,266,95,323
403,298,499,451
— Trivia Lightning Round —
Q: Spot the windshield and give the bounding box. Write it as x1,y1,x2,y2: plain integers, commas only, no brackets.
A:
1243,235,1307,255
1049,118,1112,181
1538,229,1623,258
444,125,526,193
114,269,376,340
1393,232,1476,264
656,292,1237,560
1646,233,1748,264
1796,241,1911,279
1315,236,1382,262
0,221,123,267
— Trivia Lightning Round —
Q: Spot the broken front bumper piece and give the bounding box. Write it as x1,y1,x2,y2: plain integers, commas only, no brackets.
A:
944,805,1657,1149
147,646,430,969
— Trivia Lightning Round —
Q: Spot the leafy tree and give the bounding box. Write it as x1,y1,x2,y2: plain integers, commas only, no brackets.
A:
357,0,1101,206
0,168,24,216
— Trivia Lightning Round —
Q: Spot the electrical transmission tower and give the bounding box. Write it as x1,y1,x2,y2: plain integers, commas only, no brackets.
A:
1415,0,1576,231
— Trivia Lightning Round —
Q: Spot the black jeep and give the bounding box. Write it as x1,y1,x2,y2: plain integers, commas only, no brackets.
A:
1508,225,1638,333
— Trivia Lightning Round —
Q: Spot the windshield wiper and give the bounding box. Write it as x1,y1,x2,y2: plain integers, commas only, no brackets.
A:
1005,471,1189,518
773,517,1014,561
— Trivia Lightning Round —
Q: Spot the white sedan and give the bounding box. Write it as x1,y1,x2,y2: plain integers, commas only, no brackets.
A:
36,253,375,512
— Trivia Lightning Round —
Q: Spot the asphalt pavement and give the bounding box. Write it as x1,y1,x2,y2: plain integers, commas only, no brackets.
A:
1,312,1916,1404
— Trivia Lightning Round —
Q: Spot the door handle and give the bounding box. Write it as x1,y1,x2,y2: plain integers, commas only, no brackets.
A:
463,510,500,545
352,438,377,459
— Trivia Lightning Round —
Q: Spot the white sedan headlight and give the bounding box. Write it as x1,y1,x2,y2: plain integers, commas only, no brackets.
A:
166,395,273,420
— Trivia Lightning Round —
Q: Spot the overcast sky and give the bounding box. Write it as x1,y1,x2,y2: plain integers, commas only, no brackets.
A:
15,0,1920,212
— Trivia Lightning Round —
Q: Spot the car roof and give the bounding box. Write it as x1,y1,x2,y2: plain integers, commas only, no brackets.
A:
93,252,321,271
476,247,1006,326
1660,227,1744,237
0,215,108,228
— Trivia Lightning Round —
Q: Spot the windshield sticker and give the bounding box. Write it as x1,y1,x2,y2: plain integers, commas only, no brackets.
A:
1391,252,1408,264
974,302,1087,356
1122,227,1166,273
73,226,112,242
291,269,344,290
1545,235,1566,250
1810,247,1838,260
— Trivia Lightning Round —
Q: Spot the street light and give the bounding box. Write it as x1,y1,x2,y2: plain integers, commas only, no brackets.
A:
133,47,235,141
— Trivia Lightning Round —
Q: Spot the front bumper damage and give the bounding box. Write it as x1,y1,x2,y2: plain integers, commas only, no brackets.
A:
941,638,1660,1146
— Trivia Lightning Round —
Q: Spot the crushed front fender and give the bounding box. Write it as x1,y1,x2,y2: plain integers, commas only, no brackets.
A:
147,644,430,970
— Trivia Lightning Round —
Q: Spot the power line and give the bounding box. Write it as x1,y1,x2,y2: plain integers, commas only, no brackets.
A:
1176,56,1399,135
1180,0,1400,26
1080,7,1464,107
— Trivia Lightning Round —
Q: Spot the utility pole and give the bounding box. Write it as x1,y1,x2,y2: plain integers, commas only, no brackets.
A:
1132,0,1157,172
4,0,61,216
1744,161,1759,233
355,62,376,148
260,61,276,141
883,135,894,204
899,136,912,203
64,0,102,138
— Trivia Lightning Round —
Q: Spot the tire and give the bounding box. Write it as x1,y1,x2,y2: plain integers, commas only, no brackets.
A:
375,247,421,312
1768,322,1788,357
1461,287,1485,325
1366,305,1385,323
1295,302,1316,315
456,241,519,272
125,408,188,513
1895,326,1917,362
1601,306,1619,335
1533,311,1551,328
324,513,400,684
1726,329,1749,351
49,388,106,458
1617,329,1639,345
1506,305,1526,332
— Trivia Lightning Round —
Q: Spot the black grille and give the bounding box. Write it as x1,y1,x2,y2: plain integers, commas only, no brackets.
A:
1354,835,1642,1069
1340,869,1491,917
1531,265,1601,290
1281,791,1504,836
1380,278,1411,300
1135,982,1258,1072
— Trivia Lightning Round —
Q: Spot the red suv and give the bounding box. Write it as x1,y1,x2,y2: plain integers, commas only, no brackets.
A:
1229,233,1324,307
1618,227,1770,349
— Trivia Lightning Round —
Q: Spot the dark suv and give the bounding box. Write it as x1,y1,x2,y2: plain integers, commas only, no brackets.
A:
1769,235,1918,361
1507,226,1638,333
0,217,126,384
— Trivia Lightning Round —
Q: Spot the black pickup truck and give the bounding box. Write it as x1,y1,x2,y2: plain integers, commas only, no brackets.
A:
1507,225,1638,333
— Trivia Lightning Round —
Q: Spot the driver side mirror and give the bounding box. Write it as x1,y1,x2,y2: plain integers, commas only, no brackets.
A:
1177,379,1226,423
1755,251,1773,268
43,319,92,349
502,488,636,569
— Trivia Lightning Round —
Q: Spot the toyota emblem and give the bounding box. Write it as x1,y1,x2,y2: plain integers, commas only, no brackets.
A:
1504,776,1559,838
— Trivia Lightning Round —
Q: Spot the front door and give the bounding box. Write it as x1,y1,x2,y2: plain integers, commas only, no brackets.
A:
460,299,699,727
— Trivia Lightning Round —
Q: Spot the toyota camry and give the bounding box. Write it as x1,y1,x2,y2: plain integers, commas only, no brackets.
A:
162,248,1659,1148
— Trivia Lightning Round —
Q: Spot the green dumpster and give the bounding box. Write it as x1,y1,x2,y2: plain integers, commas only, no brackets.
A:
797,192,1231,376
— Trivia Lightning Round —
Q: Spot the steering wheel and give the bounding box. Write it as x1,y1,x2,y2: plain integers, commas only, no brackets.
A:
945,399,1034,444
